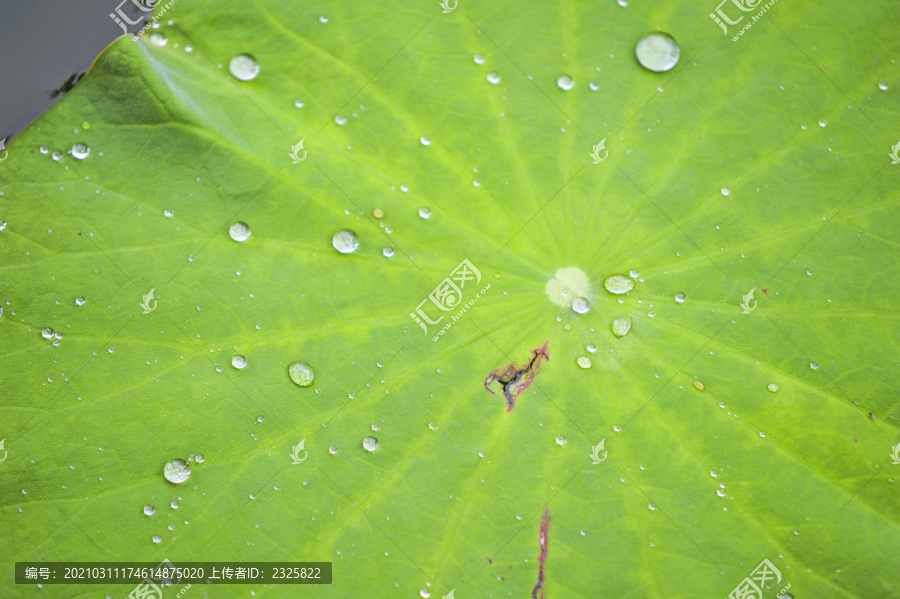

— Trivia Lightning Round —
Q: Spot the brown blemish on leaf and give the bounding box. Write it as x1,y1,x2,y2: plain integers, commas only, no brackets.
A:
484,342,550,412
531,509,550,599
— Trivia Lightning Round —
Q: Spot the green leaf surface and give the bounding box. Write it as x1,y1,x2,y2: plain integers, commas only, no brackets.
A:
2,0,899,597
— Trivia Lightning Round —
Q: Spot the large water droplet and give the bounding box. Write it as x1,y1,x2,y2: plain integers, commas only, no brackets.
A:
635,32,680,72
232,355,247,369
418,207,432,220
382,247,394,258
332,229,359,254
612,317,631,337
163,459,191,484
674,292,685,303
604,275,634,294
576,356,592,369
289,361,315,386
557,75,575,91
229,222,251,242
572,297,591,314
229,54,260,80
486,72,501,85
362,437,379,452
41,327,54,339
143,505,155,516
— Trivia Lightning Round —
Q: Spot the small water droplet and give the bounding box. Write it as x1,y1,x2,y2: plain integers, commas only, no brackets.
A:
419,590,431,598
428,422,437,430
635,32,680,72
372,208,384,219
810,362,819,370
294,100,304,108
184,44,193,52
617,0,628,5
557,75,575,91
332,229,359,254
576,356,592,369
363,437,379,452
694,380,705,391
149,33,168,46
486,72,501,84
604,275,634,294
586,344,597,353
41,327,54,339
372,424,379,431
648,503,656,510
555,435,567,445
612,317,631,338
143,505,155,516
335,114,347,125
674,292,685,303
382,247,395,258
329,446,338,455
229,54,260,81
717,489,726,497
572,297,591,314
195,454,204,463
163,459,191,484
589,82,599,91
818,119,827,127
170,500,179,509
39,145,49,155
759,431,766,438
164,209,174,217
152,535,162,544
229,222,251,242
767,383,779,393
319,15,329,23
418,207,432,219
232,355,247,369
288,361,315,386
420,136,431,146
75,296,86,306
879,81,888,91
806,270,813,276
473,54,485,64
710,470,718,478
51,150,63,162
629,269,640,279
721,187,730,196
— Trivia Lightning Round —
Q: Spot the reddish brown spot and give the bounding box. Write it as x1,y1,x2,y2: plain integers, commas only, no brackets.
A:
761,288,770,298
531,509,550,599
484,342,550,412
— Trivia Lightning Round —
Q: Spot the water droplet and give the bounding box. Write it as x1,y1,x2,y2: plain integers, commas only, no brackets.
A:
717,489,726,497
810,362,819,370
164,209,174,217
41,327,54,339
195,454,204,463
363,437,379,452
319,15,328,23
674,292,685,303
335,114,347,125
648,503,656,510
294,100,304,108
152,535,162,544
557,75,575,91
767,383,779,393
329,446,338,455
629,269,639,279
818,119,827,128
170,500,179,509
428,422,437,430
555,435,567,445
288,361,315,387
419,590,431,599
617,0,628,5
572,297,591,314
332,229,359,254
372,424,379,431
576,356,592,369
149,33,167,46
382,247,394,258
184,44,193,52
589,82,599,91
759,431,766,438
879,81,888,91
232,355,247,369
473,54,485,64
693,380,705,391
806,270,813,276
39,145,49,155
604,275,634,294
163,459,191,484
372,208,384,219
72,297,86,307
586,344,597,353
418,207,432,219
51,150,63,162
229,222,251,242
710,470,718,477
143,505,155,516
420,136,431,146
635,32,680,72
612,317,631,337
257,415,265,423
229,54,260,81
486,72,501,84
721,187,730,197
